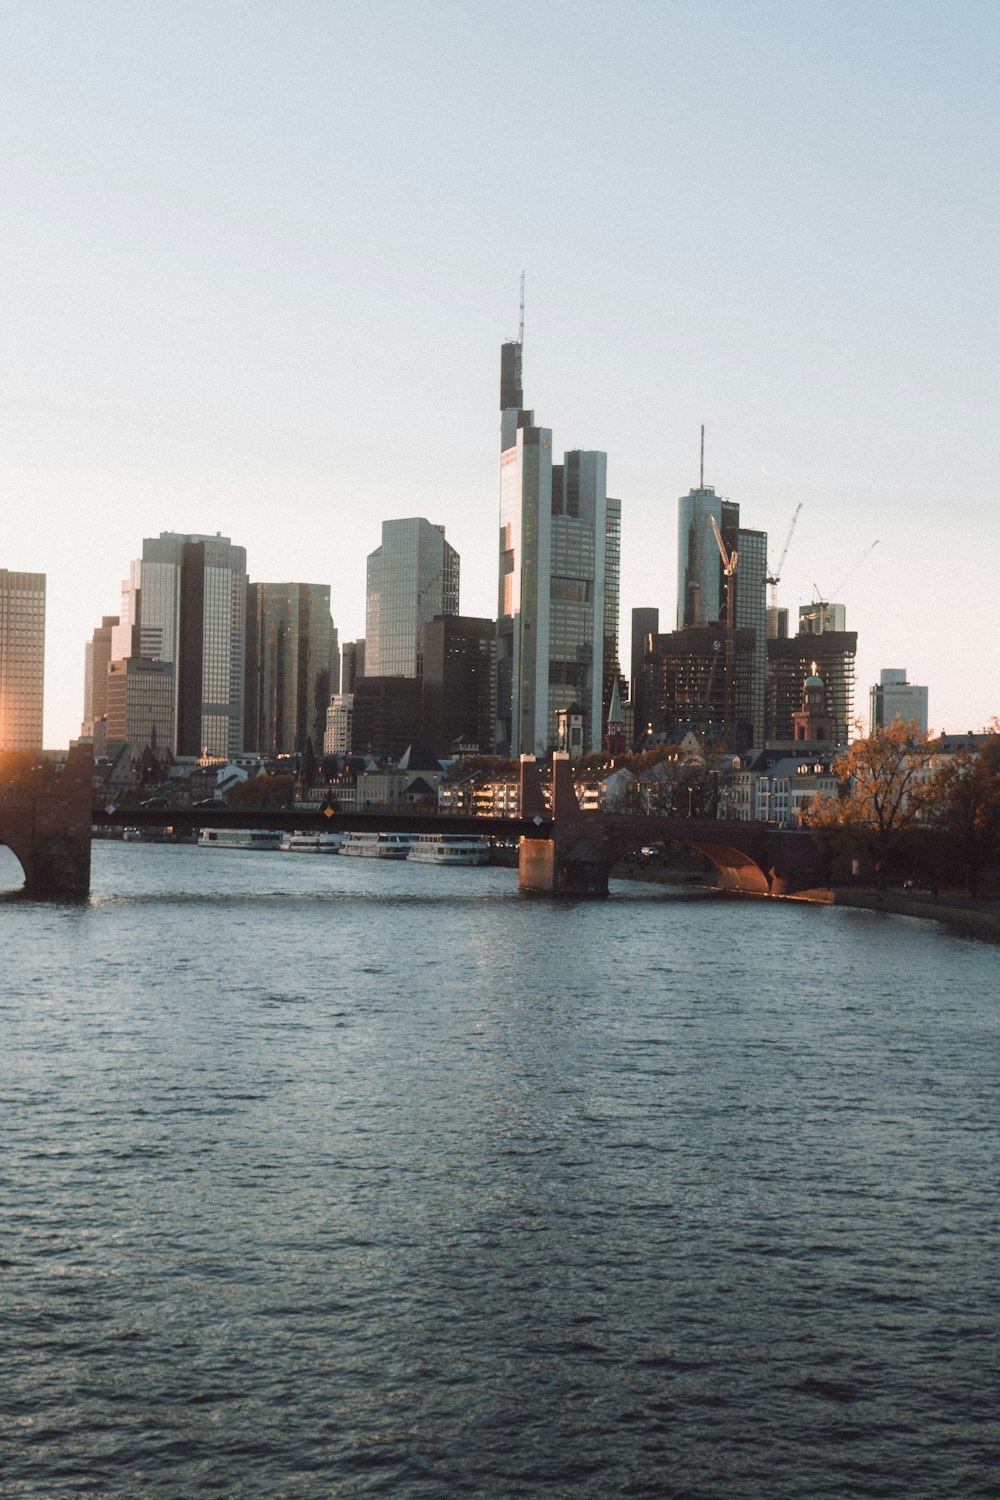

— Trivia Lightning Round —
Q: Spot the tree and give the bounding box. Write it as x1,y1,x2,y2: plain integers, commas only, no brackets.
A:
920,726,1000,898
803,718,934,889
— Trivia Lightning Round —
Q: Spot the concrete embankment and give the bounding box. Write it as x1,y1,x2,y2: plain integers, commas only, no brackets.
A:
787,886,1000,943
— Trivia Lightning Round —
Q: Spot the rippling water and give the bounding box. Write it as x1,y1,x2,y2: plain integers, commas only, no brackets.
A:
3,841,999,1498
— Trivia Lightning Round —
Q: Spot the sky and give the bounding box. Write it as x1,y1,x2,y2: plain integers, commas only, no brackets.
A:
2,0,998,748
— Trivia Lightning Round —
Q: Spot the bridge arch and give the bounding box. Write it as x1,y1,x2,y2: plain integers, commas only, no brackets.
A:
605,825,772,895
0,840,28,891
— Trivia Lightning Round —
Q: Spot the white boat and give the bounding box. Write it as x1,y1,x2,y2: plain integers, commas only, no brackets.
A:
407,834,491,866
279,831,344,854
197,828,282,850
341,831,412,859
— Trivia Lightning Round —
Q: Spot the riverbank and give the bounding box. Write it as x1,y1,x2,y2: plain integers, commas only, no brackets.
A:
790,885,1000,943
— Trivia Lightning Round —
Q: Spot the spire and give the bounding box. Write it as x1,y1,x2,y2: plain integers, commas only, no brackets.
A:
607,677,623,725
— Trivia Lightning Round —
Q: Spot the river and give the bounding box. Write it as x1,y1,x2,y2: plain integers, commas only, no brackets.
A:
2,841,999,1498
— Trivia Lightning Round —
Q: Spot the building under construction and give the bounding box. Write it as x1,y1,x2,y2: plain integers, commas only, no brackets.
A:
766,630,857,745
639,624,757,751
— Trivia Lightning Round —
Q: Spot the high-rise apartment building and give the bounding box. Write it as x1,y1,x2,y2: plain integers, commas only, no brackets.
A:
496,341,614,756
365,519,459,679
244,582,337,755
870,669,928,734
136,532,247,758
0,569,45,751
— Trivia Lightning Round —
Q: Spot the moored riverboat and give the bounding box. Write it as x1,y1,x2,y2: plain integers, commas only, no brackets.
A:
407,834,490,866
197,828,282,850
341,831,412,859
279,831,344,854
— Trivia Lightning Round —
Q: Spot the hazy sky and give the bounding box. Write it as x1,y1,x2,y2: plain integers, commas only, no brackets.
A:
3,0,997,747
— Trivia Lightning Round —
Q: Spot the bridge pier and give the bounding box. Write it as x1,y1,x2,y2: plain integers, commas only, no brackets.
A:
0,744,93,896
517,753,611,896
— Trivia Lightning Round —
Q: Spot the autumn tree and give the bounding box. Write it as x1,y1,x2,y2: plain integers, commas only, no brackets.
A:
803,718,934,889
920,726,1000,898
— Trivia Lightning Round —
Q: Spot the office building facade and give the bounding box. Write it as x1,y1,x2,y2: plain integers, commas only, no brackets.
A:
676,480,767,745
82,614,119,737
0,569,45,751
137,532,247,758
421,614,496,758
496,341,613,756
245,582,337,755
870,669,928,734
365,519,459,679
105,657,176,750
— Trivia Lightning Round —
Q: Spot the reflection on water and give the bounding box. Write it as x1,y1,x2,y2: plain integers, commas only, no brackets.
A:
2,842,999,1498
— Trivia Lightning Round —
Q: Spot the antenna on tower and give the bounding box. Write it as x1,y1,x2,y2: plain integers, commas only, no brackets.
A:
518,270,525,347
700,424,705,489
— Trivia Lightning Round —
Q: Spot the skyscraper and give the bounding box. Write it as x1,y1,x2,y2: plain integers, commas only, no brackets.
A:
421,614,496,758
870,669,928,734
365,519,459,679
0,569,45,751
137,532,247,758
244,582,337,755
496,340,614,756
675,464,767,745
82,614,119,739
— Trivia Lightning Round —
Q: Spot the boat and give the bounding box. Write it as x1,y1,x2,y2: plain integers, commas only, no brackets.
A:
197,828,282,850
407,834,491,866
341,831,412,859
122,827,142,842
279,831,343,854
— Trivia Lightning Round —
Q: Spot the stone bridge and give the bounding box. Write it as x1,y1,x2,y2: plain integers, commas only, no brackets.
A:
517,753,823,896
0,744,93,895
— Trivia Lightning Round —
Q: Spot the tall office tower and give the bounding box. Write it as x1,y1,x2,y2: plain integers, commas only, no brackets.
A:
642,625,757,750
496,341,612,756
735,525,768,745
323,693,354,755
105,658,176,749
244,582,337,755
138,532,247,758
421,614,496,758
342,640,365,693
870,669,929,734
82,614,119,736
0,569,45,751
766,626,857,745
112,560,142,660
365,519,459,679
630,607,659,744
603,496,626,715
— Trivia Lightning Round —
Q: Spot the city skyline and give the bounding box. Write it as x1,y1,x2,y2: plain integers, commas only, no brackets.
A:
3,3,997,747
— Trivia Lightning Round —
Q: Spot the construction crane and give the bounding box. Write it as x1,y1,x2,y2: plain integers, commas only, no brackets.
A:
804,539,880,633
765,502,803,638
710,515,738,747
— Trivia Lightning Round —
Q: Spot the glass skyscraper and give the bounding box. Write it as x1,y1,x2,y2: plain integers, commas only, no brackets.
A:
244,581,337,755
365,519,459,679
496,341,614,757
